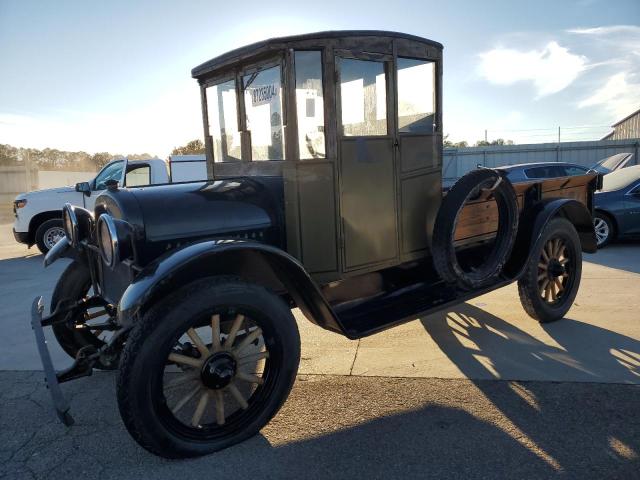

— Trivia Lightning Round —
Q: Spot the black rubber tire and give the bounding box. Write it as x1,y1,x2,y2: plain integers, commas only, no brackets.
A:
518,217,582,323
51,261,116,370
35,218,64,254
593,211,614,248
116,276,301,458
432,169,519,289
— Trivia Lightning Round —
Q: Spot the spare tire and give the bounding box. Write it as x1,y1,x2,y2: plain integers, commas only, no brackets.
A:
432,168,519,289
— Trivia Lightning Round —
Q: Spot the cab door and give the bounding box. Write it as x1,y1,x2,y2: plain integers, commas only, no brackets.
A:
336,53,398,271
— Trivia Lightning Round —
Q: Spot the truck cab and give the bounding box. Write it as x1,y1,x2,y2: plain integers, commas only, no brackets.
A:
194,31,443,283
31,31,599,459
13,156,208,253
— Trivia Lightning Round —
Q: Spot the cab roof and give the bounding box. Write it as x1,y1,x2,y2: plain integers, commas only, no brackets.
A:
191,30,443,79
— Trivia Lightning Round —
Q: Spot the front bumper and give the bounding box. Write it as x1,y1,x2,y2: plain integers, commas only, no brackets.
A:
30,297,74,426
13,228,29,244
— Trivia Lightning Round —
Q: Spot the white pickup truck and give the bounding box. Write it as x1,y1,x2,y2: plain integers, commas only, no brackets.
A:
13,155,206,253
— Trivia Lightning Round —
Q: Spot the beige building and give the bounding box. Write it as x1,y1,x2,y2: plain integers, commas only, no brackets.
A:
602,107,640,140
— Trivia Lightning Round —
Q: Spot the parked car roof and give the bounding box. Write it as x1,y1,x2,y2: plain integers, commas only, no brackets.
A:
601,165,640,192
495,162,589,183
497,161,586,172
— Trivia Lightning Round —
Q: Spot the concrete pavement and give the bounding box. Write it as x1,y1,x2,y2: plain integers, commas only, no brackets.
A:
1,224,639,384
1,223,639,478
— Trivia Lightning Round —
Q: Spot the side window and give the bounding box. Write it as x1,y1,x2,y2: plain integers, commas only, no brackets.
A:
564,166,588,176
295,51,326,159
94,161,124,190
524,166,545,179
206,79,242,162
243,65,285,161
525,166,567,178
397,58,435,133
125,165,151,187
339,58,387,136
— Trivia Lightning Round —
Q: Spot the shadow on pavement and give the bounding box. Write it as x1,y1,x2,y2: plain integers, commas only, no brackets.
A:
420,303,640,478
2,370,639,479
584,241,640,274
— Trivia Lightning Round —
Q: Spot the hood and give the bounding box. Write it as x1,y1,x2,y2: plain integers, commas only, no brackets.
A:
16,186,75,200
95,177,285,265
138,179,282,242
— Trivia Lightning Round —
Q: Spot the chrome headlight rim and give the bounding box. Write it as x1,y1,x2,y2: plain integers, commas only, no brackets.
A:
62,203,79,247
97,214,119,267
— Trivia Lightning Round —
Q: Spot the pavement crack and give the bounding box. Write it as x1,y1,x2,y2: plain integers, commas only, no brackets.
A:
5,431,37,463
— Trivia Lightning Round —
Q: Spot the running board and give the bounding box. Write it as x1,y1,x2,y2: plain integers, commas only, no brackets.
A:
333,277,512,339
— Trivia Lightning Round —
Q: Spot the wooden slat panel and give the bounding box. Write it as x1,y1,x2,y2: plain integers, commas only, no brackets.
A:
453,174,593,244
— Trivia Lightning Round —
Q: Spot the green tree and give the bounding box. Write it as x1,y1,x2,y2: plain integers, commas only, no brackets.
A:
171,139,205,156
443,135,469,148
475,138,514,147
91,152,112,170
127,153,155,161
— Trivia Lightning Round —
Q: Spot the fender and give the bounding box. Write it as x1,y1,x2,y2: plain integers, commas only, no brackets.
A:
117,239,344,334
42,237,80,267
504,197,596,278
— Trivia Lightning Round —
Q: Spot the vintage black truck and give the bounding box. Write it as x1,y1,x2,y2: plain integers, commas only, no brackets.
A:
32,31,600,458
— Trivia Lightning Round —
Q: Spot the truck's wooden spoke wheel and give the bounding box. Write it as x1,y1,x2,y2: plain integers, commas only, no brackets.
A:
163,312,270,428
537,237,571,304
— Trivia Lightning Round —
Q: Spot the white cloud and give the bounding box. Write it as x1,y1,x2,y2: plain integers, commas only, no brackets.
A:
578,72,640,119
568,25,640,57
0,80,202,157
568,25,640,36
478,41,587,97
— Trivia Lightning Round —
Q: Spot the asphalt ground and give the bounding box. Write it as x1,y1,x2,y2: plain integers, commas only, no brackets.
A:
0,223,639,479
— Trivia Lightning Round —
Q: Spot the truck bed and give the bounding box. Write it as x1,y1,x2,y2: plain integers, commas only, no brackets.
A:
454,173,596,246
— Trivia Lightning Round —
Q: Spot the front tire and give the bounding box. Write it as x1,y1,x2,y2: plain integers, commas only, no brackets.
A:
35,218,65,254
51,261,117,370
116,277,300,458
518,218,582,323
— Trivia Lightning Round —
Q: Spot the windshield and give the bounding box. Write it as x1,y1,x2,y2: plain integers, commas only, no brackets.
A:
601,165,640,192
591,153,632,174
94,160,124,190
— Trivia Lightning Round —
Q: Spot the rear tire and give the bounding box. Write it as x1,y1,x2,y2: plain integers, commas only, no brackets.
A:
35,218,65,254
518,218,582,323
117,277,300,458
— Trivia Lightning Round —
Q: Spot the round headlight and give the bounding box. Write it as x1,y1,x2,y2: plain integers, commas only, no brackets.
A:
97,214,118,267
62,203,78,246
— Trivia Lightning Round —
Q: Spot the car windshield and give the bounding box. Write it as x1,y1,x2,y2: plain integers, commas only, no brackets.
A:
601,165,640,192
591,153,632,174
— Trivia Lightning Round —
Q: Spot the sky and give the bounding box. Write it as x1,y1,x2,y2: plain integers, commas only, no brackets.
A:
0,0,639,157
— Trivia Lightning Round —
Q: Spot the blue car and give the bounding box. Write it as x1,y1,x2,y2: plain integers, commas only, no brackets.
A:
593,165,640,247
498,162,590,183
496,153,634,183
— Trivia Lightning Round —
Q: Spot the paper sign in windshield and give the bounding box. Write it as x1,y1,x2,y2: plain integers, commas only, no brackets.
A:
250,84,278,106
